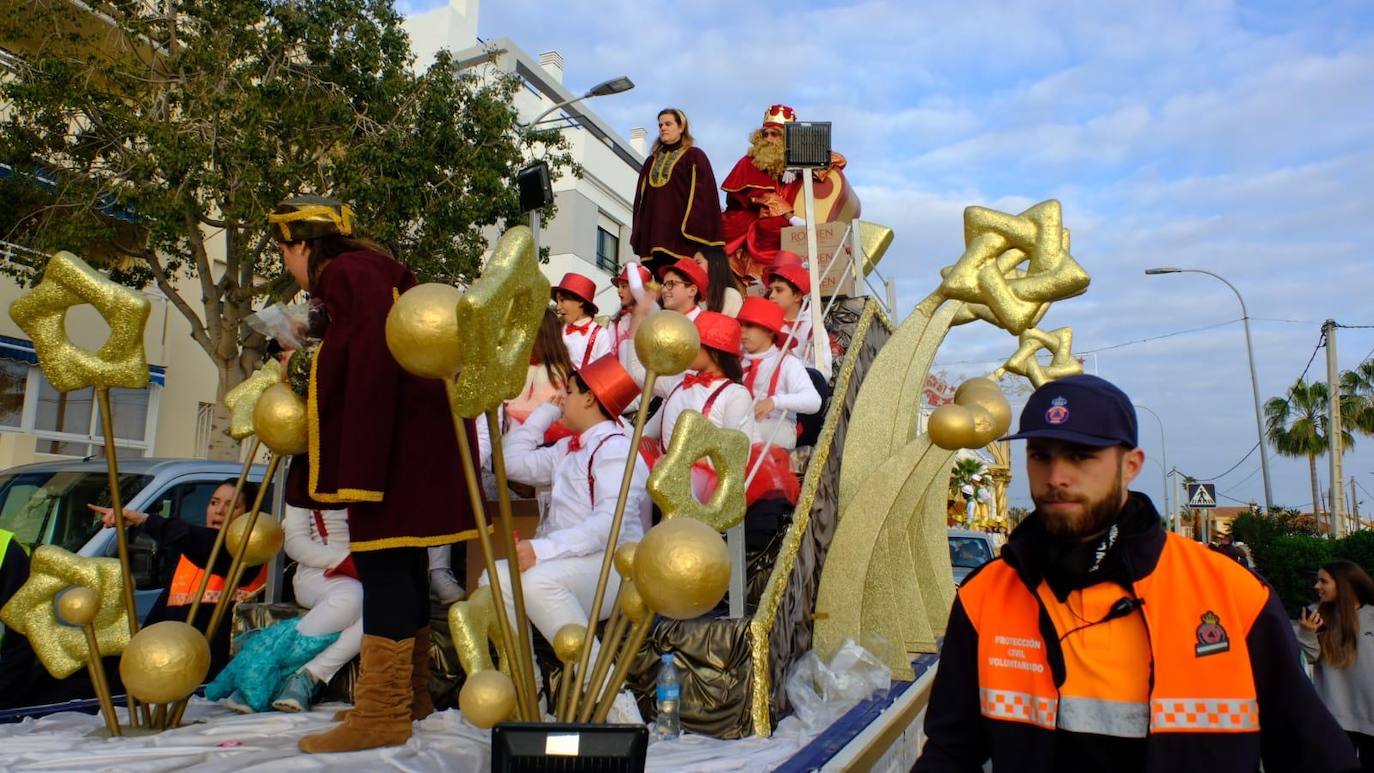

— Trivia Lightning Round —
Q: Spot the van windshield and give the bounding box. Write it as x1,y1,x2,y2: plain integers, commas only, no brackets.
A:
948,536,994,569
0,471,153,553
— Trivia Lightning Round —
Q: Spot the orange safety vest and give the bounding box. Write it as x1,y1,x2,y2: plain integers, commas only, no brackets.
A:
960,531,1267,738
166,555,268,607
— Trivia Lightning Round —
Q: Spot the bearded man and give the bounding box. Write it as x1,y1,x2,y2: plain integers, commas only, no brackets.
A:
914,374,1358,773
721,104,847,283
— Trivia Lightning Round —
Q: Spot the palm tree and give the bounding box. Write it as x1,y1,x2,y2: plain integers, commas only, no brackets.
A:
1264,379,1354,528
949,456,986,501
1341,360,1374,437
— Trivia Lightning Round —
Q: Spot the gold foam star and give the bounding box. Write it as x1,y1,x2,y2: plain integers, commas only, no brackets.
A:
451,226,551,418
0,546,130,678
648,410,750,531
9,252,151,392
223,360,282,440
995,327,1084,388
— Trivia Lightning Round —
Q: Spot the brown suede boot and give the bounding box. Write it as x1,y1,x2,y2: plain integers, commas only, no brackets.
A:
332,626,435,723
300,635,414,754
411,625,435,721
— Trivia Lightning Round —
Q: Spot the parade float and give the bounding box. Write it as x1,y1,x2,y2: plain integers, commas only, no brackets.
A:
0,166,1088,768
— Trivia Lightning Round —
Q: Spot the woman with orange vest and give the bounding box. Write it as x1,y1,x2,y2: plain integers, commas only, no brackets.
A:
89,480,266,680
915,375,1358,773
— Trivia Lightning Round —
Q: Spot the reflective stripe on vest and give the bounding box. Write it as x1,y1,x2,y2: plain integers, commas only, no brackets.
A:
167,555,267,606
0,529,13,571
981,687,1057,729
959,533,1269,737
1151,698,1260,731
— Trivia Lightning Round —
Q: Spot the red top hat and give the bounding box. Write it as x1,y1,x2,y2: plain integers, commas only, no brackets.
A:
695,311,742,356
553,272,599,314
579,354,641,417
658,258,709,295
767,264,810,295
612,264,653,287
736,296,784,336
774,251,804,268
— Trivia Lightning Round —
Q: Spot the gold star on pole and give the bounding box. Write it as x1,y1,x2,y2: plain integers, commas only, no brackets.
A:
9,252,151,392
995,327,1084,388
223,360,282,440
647,410,751,531
0,546,130,678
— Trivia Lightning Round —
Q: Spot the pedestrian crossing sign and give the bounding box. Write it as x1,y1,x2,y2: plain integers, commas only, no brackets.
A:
1186,482,1217,509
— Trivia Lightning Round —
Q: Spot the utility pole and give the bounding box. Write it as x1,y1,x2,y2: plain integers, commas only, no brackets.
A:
1325,319,1347,537
1351,476,1361,531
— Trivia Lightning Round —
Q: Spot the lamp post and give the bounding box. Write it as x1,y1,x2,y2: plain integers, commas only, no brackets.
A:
518,76,635,253
1134,403,1170,524
1145,268,1274,511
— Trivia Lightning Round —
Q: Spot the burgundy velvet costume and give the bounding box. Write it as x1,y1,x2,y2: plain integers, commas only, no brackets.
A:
630,142,724,265
285,249,477,551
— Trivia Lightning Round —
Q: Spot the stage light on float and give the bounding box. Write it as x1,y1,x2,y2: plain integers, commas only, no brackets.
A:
632,518,729,620
459,669,518,729
385,283,465,380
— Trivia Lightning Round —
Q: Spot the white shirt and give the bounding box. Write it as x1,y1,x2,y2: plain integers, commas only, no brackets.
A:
283,504,351,571
501,404,650,562
562,317,613,370
742,346,822,449
781,311,832,377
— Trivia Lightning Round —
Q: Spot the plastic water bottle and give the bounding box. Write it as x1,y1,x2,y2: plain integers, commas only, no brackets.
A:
654,653,681,739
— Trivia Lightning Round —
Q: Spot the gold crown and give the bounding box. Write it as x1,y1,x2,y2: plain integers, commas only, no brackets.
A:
267,195,355,242
763,104,796,128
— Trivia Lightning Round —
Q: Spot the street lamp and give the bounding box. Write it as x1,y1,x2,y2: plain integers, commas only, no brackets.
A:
1134,403,1170,524
1145,267,1274,511
518,75,635,253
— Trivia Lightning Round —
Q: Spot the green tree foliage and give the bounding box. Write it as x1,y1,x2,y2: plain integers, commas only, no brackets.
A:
0,0,576,457
1342,360,1374,437
1230,510,1374,615
1264,379,1354,526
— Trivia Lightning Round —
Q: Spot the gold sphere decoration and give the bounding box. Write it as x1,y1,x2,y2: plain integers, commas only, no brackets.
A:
631,518,729,620
952,377,1001,405
119,621,210,704
252,383,308,456
965,404,1000,447
634,311,699,376
225,514,285,567
618,580,650,624
965,391,1012,438
55,586,100,627
613,543,637,578
459,669,517,729
927,404,977,450
552,624,586,663
385,283,465,380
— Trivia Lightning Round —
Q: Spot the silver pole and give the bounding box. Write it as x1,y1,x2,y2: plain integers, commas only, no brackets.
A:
1135,403,1169,525
1325,319,1346,536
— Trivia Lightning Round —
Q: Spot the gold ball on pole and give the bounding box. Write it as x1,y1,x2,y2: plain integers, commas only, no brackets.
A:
617,580,650,624
928,404,976,450
965,404,999,447
613,543,637,579
631,518,729,620
55,586,101,627
385,283,465,379
552,624,586,663
634,312,699,376
964,391,1012,438
225,514,285,567
952,377,1001,405
459,669,517,729
119,621,211,704
252,383,308,456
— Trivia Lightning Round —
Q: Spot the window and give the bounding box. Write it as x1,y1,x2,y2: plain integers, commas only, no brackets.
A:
0,469,153,551
596,226,620,274
0,359,25,427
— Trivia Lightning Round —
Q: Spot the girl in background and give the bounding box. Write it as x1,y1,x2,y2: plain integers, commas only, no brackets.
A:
1298,559,1374,770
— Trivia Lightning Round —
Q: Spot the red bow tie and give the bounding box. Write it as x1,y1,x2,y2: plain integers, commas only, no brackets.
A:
682,371,723,389
566,321,592,335
568,435,583,452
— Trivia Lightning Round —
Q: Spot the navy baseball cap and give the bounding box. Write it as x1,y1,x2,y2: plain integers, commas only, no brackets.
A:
1002,374,1138,448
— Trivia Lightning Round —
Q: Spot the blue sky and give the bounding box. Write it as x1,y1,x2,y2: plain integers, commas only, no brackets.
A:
405,0,1374,514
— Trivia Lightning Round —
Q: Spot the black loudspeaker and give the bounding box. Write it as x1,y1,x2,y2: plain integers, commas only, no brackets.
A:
491,722,648,772
785,122,832,168
517,162,554,213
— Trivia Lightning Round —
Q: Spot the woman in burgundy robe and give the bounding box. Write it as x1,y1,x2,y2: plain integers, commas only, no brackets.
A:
268,194,476,754
630,108,724,273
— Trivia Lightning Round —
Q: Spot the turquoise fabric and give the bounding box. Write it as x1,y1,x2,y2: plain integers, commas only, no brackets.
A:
205,618,339,712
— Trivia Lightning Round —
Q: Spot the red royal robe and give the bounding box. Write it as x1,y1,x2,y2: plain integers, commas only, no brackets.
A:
720,155,800,264
630,143,724,261
285,249,478,551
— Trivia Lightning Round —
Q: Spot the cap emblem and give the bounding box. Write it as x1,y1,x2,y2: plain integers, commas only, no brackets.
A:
1045,396,1070,425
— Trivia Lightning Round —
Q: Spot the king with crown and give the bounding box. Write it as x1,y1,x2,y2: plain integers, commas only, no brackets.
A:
720,104,848,283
